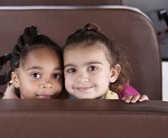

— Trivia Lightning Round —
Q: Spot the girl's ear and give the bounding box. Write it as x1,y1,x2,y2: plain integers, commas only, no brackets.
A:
110,64,121,83
11,71,20,88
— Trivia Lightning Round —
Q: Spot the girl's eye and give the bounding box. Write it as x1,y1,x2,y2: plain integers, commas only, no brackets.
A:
31,73,41,78
53,73,62,79
88,66,97,71
66,68,76,73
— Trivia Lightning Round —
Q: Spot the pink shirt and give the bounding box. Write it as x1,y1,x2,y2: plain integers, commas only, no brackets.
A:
118,85,140,99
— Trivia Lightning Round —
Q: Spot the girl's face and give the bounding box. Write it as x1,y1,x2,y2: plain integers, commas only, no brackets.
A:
64,42,120,99
12,47,63,99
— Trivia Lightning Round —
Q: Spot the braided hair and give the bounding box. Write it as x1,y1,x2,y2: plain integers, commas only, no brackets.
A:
0,53,12,84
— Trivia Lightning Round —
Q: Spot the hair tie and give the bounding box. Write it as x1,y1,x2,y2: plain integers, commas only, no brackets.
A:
83,23,100,32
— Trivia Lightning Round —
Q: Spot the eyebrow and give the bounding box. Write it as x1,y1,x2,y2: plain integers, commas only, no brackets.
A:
64,61,103,68
27,66,62,71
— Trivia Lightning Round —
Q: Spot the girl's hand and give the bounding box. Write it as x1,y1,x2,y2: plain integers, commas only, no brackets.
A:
122,94,149,103
2,84,19,99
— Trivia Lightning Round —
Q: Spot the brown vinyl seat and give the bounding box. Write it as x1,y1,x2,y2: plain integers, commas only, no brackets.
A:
0,6,162,100
0,99,168,138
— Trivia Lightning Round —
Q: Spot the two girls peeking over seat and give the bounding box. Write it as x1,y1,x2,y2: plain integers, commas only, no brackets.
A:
1,23,148,103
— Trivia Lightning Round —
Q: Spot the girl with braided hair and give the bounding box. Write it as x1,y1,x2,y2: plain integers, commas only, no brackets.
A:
63,23,149,103
1,26,63,99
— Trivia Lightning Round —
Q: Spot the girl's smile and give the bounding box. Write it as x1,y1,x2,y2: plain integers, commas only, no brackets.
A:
74,86,94,92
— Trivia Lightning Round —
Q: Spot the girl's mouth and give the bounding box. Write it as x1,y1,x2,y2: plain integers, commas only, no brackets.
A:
75,86,93,92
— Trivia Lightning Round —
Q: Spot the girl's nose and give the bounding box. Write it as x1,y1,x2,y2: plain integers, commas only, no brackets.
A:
40,81,53,89
76,77,89,83
76,70,89,83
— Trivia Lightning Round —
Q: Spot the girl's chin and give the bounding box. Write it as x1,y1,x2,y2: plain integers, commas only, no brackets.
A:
36,95,53,99
75,95,103,99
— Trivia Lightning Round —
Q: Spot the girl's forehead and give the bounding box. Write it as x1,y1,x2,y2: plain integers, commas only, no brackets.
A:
65,42,113,67
21,47,60,66
64,41,108,52
26,47,58,57
64,45,110,64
